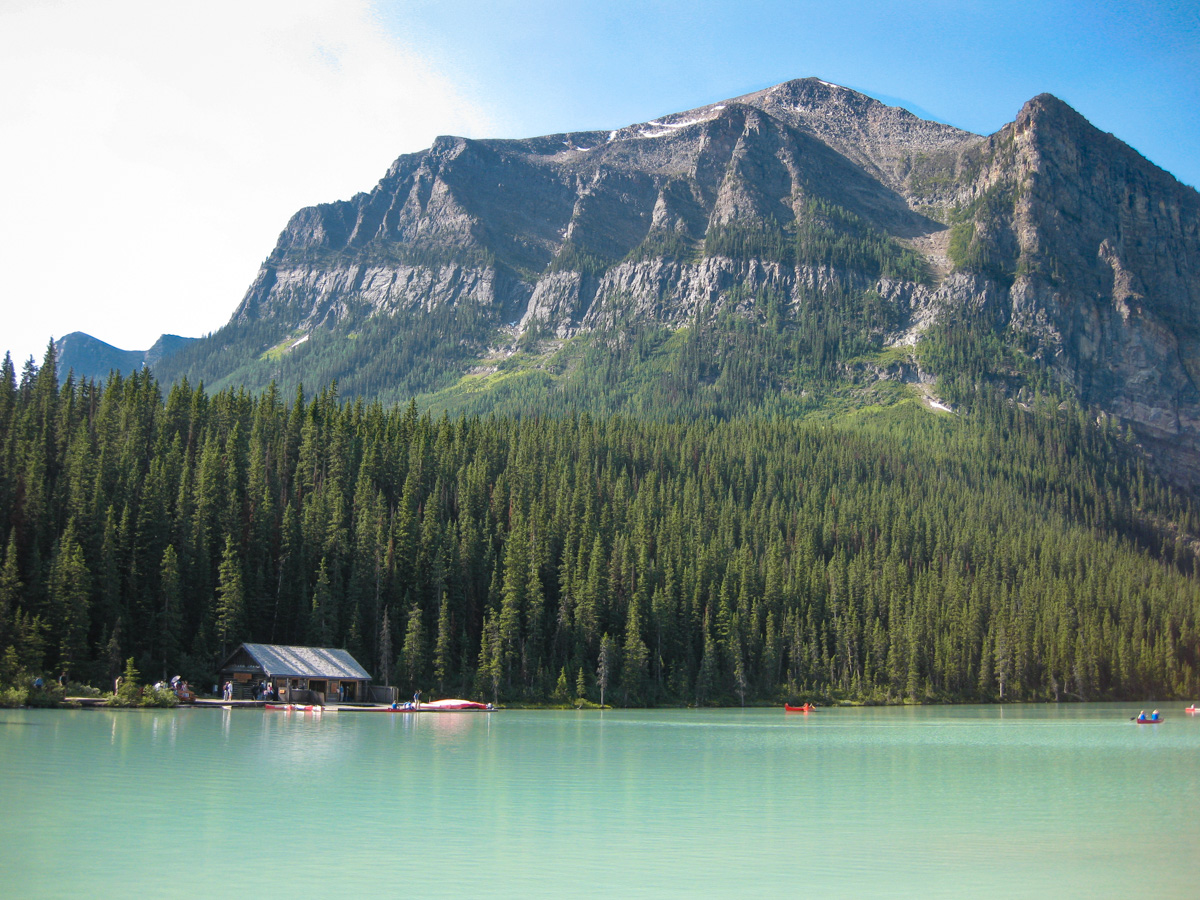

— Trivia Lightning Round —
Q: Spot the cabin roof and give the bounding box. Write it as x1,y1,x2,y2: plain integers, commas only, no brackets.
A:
220,643,372,680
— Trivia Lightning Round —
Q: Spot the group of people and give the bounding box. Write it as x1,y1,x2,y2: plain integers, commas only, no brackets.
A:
150,675,184,693
1136,709,1161,722
217,680,278,701
389,690,421,711
34,672,68,691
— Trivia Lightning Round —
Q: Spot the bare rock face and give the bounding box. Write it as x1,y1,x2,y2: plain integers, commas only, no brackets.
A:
944,94,1200,481
222,77,1200,484
234,83,955,335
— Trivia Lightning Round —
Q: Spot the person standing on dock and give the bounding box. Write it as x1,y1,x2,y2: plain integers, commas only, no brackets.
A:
413,689,421,710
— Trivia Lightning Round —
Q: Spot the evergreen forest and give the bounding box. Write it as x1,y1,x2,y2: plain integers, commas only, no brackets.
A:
3,340,1200,707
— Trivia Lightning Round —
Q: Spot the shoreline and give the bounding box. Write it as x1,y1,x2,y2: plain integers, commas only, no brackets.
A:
15,697,1193,712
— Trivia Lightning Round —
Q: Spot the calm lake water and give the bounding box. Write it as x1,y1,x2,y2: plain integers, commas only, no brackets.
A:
2,703,1198,898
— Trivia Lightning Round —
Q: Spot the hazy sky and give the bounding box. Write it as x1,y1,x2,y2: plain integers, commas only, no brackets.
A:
2,0,1197,368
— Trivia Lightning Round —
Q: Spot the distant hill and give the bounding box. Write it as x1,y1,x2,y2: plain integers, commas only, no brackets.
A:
54,332,196,383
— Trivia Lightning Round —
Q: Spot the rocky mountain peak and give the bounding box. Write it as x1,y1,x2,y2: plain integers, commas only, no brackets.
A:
730,78,982,189
157,79,1200,486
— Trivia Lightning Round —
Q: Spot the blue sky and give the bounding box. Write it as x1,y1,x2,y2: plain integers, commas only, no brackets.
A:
2,0,1197,367
381,0,1199,180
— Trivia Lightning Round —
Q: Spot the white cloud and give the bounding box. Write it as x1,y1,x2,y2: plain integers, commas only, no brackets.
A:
0,0,494,366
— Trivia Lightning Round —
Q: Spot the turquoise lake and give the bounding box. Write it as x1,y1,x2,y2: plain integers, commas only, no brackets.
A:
2,704,1198,898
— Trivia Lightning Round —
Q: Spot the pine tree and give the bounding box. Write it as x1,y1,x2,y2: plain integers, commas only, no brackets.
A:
498,520,527,685
215,536,247,657
0,532,21,653
159,545,183,676
434,596,452,692
49,526,90,679
478,610,502,704
114,656,142,705
308,558,332,646
622,600,649,705
597,633,617,708
696,611,718,705
378,606,393,686
401,601,424,689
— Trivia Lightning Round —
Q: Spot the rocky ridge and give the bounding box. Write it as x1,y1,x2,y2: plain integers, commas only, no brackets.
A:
232,79,973,335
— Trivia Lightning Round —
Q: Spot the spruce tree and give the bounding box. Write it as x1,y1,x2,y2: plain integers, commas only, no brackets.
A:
0,532,21,653
401,601,424,689
215,535,247,657
622,601,649,705
159,545,183,676
307,558,332,646
49,526,90,680
378,606,393,687
597,633,616,708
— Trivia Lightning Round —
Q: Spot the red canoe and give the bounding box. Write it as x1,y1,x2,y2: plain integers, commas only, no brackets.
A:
1185,706,1198,714
265,703,322,713
1135,716,1163,724
414,699,491,711
356,699,493,712
785,703,815,713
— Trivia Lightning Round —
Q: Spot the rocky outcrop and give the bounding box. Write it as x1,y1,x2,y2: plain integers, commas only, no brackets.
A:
234,83,954,337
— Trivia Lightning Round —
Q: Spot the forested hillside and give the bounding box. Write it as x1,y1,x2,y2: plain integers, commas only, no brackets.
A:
3,345,1199,705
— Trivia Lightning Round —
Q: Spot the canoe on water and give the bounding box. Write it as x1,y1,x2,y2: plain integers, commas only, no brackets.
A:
784,703,815,713
1134,716,1163,724
427,699,487,710
265,703,323,713
1185,706,1199,714
411,699,491,711
354,699,494,712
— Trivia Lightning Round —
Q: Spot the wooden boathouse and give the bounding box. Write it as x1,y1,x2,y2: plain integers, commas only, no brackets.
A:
217,643,373,703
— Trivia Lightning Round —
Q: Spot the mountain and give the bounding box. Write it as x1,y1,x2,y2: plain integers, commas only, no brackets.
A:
11,80,1200,706
152,78,1200,484
143,334,197,367
55,332,197,383
54,333,145,381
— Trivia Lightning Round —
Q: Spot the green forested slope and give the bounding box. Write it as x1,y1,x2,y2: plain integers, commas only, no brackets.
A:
3,345,1198,704
149,197,934,413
